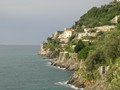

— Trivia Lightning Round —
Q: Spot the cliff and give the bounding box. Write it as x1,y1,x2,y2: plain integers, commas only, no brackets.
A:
51,52,79,71
39,1,120,90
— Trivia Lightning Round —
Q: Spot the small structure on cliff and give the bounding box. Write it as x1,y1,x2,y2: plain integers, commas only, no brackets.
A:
63,28,74,38
84,28,93,34
116,0,120,2
99,66,109,80
77,33,86,39
95,25,115,32
111,15,120,23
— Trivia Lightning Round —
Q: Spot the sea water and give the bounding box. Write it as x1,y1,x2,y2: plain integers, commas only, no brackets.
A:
0,45,79,90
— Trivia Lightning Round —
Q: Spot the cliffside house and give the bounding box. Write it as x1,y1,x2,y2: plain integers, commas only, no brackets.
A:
58,28,75,43
63,28,74,38
77,33,86,39
87,32,97,37
111,15,120,23
84,28,93,34
116,0,120,2
95,25,115,32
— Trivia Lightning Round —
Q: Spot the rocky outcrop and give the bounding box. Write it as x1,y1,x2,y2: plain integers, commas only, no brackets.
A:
39,43,54,58
67,60,109,90
51,52,79,71
68,72,108,90
39,49,59,58
67,60,86,88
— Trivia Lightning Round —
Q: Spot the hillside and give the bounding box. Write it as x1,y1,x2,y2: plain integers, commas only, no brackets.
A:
72,1,120,30
39,1,120,90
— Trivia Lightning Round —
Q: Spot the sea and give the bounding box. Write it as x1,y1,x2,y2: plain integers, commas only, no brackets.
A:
0,45,80,90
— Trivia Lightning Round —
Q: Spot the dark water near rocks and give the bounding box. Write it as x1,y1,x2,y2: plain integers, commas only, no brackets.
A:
0,45,78,90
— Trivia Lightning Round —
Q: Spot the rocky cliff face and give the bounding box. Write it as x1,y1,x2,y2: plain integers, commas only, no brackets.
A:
67,61,109,90
39,43,114,90
51,52,79,71
39,44,54,58
68,72,108,90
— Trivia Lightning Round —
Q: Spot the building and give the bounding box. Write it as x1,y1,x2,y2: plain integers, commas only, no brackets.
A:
111,15,120,23
63,28,74,38
95,25,115,32
58,28,75,43
84,28,93,34
77,33,86,39
117,0,120,2
88,33,97,37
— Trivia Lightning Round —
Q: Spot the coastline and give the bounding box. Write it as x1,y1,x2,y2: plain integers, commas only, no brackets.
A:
46,59,82,90
40,54,82,90
55,81,82,90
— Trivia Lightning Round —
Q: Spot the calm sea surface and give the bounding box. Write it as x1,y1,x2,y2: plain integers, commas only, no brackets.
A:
0,45,76,90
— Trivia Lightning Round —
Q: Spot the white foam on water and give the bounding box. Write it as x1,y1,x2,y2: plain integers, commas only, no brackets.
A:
46,62,51,66
55,81,83,90
56,66,66,70
46,62,66,70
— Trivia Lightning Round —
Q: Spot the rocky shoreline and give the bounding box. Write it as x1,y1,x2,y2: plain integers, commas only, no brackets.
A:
39,49,110,90
51,53,79,71
39,50,85,89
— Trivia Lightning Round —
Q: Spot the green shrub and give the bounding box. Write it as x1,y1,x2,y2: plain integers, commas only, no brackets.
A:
77,47,90,60
73,2,120,28
74,40,85,53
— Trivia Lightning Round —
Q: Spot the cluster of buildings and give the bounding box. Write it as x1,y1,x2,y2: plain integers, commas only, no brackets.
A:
52,14,120,44
53,27,97,43
52,25,116,44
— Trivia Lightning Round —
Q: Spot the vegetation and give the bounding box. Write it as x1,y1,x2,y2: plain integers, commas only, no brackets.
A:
77,46,90,60
74,40,85,53
42,1,120,89
72,1,120,29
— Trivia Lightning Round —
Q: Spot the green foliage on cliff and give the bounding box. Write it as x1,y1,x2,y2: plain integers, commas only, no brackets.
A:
42,2,120,89
116,22,120,30
44,37,60,51
74,40,85,53
72,2,120,29
86,30,120,71
106,58,120,90
77,46,90,60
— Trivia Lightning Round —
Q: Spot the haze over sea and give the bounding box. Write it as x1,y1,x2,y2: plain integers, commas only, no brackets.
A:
0,45,76,90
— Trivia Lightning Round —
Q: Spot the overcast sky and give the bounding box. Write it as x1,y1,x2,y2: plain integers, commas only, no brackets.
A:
0,0,113,45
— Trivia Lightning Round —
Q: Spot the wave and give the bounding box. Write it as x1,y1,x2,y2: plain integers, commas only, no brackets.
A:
46,62,51,66
46,62,66,70
56,66,66,70
55,81,83,90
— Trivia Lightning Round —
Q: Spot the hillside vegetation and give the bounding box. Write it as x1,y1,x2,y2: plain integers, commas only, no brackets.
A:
40,1,120,90
72,1,120,29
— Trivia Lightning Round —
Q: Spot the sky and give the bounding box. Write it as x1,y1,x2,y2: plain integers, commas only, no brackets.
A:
0,0,113,45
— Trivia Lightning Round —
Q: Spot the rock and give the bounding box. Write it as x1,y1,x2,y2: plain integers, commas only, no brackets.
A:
51,52,79,71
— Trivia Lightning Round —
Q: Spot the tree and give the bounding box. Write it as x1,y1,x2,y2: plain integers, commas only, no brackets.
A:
77,47,90,60
74,40,85,53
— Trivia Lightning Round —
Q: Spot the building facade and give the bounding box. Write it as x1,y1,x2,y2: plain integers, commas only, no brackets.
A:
63,28,74,38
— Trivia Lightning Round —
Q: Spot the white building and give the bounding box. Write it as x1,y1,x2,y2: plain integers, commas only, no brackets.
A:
117,0,120,2
57,28,75,43
63,28,74,38
77,33,86,39
111,15,120,23
95,25,115,32
84,28,93,34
